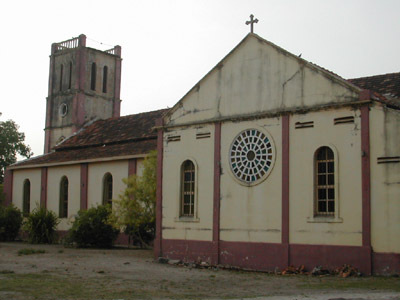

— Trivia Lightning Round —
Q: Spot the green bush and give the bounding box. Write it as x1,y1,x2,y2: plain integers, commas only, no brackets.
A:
0,205,22,241
68,205,119,248
24,206,59,244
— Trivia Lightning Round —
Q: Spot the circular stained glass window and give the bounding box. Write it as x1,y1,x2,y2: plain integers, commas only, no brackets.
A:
229,129,275,185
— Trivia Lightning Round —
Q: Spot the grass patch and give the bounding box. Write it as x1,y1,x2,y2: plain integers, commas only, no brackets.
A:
297,275,400,292
0,273,198,300
17,248,46,256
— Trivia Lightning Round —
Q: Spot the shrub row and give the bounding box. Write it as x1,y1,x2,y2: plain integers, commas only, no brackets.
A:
0,203,118,248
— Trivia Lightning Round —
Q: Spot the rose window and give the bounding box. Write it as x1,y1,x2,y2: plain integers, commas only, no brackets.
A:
229,129,275,184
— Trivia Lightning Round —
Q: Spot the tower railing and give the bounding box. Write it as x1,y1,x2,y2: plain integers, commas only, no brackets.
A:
54,37,80,52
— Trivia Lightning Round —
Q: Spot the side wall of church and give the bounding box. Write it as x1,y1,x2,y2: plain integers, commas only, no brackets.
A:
370,105,400,254
289,107,362,246
47,165,81,231
162,124,215,241
87,160,129,208
12,169,42,212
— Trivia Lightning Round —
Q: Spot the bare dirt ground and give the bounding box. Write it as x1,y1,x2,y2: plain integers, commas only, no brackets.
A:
0,242,399,300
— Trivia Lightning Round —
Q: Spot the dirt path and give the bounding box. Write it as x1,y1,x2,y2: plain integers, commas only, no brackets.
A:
0,242,399,300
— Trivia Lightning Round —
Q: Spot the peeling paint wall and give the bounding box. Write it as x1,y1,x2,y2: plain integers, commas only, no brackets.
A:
166,35,359,127
162,124,215,241
219,118,282,243
289,108,362,246
370,106,400,253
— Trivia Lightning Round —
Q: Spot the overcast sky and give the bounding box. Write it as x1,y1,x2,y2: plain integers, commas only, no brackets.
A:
1,0,399,158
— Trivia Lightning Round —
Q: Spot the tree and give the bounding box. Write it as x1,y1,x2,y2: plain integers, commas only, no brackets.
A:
0,115,33,183
111,150,157,248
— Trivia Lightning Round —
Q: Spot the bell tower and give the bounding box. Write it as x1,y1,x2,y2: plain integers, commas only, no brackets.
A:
44,34,122,153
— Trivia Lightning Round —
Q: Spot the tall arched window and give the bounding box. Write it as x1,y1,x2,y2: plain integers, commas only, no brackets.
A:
315,147,335,216
102,173,113,206
102,66,108,93
68,61,72,90
59,176,69,218
180,160,195,217
59,64,64,91
23,179,30,216
90,62,96,91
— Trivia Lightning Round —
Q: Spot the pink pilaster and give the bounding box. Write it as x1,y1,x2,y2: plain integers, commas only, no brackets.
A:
80,163,88,210
281,114,290,267
128,158,137,177
155,118,164,258
212,122,222,265
40,167,48,208
360,90,372,275
44,44,57,154
113,46,122,118
3,169,13,206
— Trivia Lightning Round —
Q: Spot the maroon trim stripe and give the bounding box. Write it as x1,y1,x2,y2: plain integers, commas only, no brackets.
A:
40,167,48,208
155,118,164,258
281,115,290,267
361,105,371,247
282,115,290,244
213,122,222,264
4,169,13,206
80,163,88,210
128,158,137,177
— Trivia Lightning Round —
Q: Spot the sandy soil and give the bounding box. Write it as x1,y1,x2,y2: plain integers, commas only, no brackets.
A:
0,242,399,300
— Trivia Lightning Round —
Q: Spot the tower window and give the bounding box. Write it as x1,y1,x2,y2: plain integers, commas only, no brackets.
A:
102,66,108,93
90,62,96,91
59,64,63,91
59,176,68,218
68,61,72,90
23,179,30,216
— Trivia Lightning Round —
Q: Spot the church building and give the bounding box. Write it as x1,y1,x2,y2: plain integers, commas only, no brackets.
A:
3,35,165,239
3,32,399,274
154,33,400,275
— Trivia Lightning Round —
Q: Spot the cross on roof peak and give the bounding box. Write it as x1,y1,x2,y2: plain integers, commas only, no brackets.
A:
245,14,259,33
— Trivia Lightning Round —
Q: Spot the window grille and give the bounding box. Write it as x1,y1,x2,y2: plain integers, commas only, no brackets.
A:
315,147,335,216
181,160,195,217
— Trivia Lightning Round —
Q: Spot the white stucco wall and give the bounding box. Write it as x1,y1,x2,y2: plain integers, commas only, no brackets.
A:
87,160,129,208
47,165,80,231
219,118,282,243
289,108,362,246
166,35,359,127
12,169,42,213
162,124,215,241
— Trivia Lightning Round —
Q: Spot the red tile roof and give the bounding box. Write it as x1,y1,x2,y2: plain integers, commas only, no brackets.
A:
56,108,168,150
12,109,168,168
348,72,400,99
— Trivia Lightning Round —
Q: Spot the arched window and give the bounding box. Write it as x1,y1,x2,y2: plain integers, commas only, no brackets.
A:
59,64,63,91
102,66,108,93
23,179,30,216
102,173,113,206
315,147,335,216
180,160,195,217
68,61,72,90
59,176,68,218
90,62,96,91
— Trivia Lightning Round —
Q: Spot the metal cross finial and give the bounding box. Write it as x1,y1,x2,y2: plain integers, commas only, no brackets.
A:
245,14,259,33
